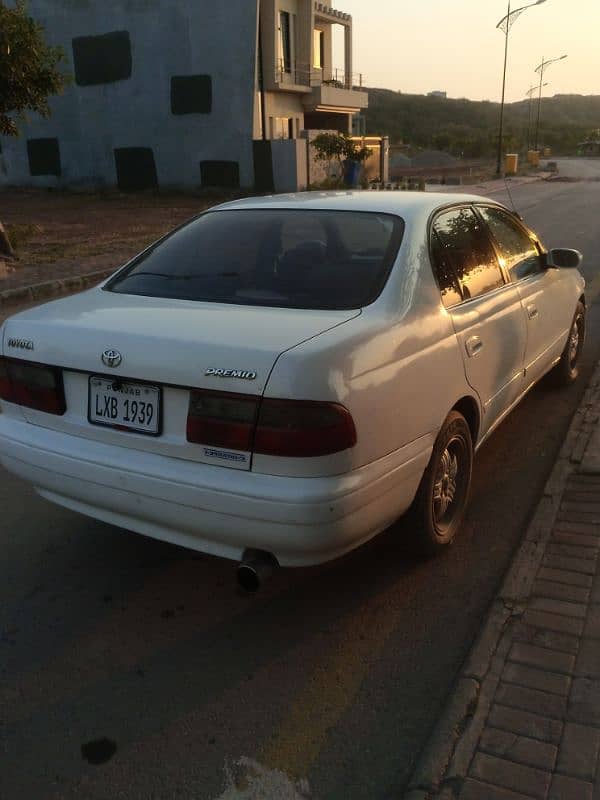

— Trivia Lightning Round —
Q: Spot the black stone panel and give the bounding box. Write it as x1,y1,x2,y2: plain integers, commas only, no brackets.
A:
200,161,240,189
252,141,274,192
114,148,158,191
72,31,132,86
171,75,212,115
27,138,61,176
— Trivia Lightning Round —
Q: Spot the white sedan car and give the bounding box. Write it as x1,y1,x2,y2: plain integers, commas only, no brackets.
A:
0,193,585,589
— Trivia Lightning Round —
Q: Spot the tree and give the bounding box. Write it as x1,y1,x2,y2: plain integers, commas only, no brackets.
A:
0,1,68,258
0,0,67,136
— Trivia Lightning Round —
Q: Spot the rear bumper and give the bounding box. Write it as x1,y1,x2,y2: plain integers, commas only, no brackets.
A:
0,416,431,566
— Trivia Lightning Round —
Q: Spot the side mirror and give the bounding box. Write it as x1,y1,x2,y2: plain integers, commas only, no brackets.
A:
544,248,583,269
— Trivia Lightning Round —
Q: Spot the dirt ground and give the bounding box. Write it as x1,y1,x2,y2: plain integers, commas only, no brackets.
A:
0,188,237,291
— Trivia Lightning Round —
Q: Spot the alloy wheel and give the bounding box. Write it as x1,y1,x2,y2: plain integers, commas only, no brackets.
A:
432,435,469,535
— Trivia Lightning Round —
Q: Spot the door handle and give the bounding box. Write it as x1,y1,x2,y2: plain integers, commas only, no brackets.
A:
465,335,483,357
527,304,539,320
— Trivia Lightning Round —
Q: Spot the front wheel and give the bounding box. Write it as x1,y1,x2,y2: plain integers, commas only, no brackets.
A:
410,411,473,556
550,301,585,387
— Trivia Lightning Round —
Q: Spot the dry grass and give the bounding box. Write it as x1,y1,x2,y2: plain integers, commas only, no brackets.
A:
0,188,238,291
5,223,42,250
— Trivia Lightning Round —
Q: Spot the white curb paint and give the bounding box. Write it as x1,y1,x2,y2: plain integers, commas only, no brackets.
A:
215,757,312,800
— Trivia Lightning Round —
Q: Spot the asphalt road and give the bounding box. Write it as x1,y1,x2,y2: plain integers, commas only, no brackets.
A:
1,160,600,800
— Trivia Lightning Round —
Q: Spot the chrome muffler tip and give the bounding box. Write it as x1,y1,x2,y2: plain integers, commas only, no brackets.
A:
237,549,279,593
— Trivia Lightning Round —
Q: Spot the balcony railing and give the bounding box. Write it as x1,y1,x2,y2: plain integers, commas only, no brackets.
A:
276,59,365,91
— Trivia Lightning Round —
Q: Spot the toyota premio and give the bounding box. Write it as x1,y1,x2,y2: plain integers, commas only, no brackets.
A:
0,193,585,587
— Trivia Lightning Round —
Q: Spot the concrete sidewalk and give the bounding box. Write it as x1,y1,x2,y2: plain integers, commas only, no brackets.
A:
406,365,600,799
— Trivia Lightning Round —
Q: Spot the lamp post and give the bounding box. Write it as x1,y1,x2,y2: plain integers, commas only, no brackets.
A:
496,0,547,176
526,82,547,151
534,54,567,151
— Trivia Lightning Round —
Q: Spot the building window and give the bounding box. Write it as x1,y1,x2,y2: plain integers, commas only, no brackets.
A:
279,11,291,73
313,29,324,69
271,117,293,139
352,114,366,136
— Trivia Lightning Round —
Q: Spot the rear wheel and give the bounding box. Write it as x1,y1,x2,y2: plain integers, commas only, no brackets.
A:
411,411,473,556
550,301,585,387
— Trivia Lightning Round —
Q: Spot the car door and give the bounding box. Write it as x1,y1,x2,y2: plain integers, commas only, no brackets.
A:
431,206,528,438
476,205,574,387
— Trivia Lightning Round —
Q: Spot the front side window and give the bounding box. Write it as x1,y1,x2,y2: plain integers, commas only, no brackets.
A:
107,209,404,310
433,207,504,301
477,206,541,280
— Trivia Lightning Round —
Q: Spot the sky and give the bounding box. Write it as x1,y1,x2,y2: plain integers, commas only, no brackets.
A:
334,0,600,103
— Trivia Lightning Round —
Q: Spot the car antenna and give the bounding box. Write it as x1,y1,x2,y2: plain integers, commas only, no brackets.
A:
503,175,523,220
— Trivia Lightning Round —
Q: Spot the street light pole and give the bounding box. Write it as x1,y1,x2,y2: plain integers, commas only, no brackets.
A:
495,0,547,176
496,1,510,176
526,82,547,151
534,57,546,152
534,54,567,151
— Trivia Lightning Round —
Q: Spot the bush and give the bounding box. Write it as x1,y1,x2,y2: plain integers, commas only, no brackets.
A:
311,132,372,166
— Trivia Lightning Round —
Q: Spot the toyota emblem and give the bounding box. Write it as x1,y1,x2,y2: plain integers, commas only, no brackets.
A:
102,349,122,368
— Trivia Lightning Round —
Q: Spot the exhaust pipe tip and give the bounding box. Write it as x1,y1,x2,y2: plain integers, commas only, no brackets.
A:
237,549,279,593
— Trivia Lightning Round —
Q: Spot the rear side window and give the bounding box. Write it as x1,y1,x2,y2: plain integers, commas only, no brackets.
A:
477,206,541,280
433,207,504,301
107,209,404,310
430,231,462,308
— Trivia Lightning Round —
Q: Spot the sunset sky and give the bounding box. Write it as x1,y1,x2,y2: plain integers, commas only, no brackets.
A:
336,0,599,103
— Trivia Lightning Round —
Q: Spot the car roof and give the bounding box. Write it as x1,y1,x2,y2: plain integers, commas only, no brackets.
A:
212,190,503,224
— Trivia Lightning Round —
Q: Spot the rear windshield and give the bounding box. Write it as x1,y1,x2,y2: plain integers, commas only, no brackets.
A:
106,209,404,310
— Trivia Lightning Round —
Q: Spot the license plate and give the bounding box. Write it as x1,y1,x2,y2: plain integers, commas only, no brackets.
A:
88,376,161,436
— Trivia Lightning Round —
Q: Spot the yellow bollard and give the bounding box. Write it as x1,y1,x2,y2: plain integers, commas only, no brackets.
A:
505,154,519,175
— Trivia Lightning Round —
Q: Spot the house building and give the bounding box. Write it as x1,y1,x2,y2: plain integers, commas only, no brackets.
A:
258,1,367,140
0,0,368,191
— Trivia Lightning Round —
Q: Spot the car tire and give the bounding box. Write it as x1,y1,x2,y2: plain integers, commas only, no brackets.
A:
410,410,473,556
550,301,585,387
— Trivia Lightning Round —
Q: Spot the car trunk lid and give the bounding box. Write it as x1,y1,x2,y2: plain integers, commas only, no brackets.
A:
2,289,360,470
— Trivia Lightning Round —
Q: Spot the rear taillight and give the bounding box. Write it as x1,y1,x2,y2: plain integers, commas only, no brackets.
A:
254,398,356,457
186,390,356,457
0,357,66,415
186,390,258,451
0,358,11,402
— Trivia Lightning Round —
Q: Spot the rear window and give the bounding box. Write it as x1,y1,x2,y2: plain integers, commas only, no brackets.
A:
106,209,404,310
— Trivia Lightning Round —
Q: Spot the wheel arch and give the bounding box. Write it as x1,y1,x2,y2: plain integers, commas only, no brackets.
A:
452,395,480,446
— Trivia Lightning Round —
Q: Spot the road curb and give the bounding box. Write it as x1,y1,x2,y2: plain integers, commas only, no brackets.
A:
404,360,600,799
475,172,554,196
426,171,553,196
0,267,114,308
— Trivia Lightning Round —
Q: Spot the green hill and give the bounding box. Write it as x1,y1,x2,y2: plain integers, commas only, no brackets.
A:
364,89,600,157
